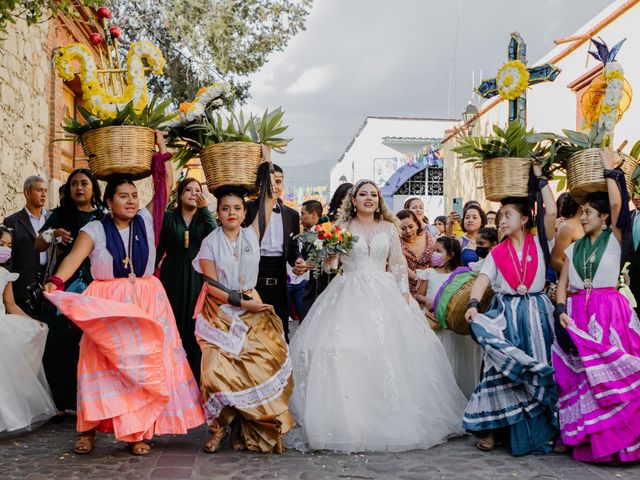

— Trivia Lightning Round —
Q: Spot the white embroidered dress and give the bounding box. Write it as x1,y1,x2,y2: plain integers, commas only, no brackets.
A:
0,267,56,434
288,221,466,452
192,227,261,356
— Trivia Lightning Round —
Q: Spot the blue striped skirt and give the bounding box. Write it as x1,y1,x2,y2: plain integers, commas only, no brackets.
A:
462,292,558,455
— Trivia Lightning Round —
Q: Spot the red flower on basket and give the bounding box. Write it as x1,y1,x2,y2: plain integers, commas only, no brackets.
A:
296,222,358,278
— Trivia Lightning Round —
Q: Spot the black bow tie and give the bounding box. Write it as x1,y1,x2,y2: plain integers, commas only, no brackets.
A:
273,204,281,213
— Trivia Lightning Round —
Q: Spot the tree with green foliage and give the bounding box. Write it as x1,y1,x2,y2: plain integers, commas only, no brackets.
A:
0,0,102,34
108,0,313,103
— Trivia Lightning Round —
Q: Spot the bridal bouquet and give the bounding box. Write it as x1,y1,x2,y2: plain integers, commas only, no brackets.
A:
297,222,358,279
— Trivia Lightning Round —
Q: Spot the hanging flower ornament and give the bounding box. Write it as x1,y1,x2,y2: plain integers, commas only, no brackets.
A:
581,37,631,141
54,9,166,120
495,59,530,101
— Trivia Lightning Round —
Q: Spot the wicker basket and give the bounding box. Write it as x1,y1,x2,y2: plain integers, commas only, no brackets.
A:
444,280,494,335
567,148,638,200
482,157,531,202
80,126,155,180
200,142,263,194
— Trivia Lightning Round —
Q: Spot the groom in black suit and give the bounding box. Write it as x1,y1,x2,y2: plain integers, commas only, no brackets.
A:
245,164,303,341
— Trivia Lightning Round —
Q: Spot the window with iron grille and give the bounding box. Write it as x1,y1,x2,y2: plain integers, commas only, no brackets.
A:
396,167,443,196
427,167,444,195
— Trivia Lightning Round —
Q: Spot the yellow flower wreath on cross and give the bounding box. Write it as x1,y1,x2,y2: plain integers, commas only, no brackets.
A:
496,60,530,101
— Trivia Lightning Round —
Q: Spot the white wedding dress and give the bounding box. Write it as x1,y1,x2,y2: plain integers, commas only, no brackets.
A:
288,220,467,452
0,267,56,435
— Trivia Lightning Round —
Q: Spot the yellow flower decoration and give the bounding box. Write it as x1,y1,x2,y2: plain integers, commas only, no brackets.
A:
496,60,530,101
321,222,333,235
54,41,165,120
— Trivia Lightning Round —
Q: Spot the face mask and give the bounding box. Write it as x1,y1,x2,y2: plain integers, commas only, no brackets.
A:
475,246,489,259
430,252,446,267
0,246,11,264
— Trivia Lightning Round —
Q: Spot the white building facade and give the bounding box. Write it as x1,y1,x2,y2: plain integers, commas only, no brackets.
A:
330,116,457,219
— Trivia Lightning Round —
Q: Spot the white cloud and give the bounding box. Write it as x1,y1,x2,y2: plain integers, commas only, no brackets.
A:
285,65,334,95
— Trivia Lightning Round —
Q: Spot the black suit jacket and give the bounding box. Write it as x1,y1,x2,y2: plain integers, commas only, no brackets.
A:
3,208,49,309
244,200,300,268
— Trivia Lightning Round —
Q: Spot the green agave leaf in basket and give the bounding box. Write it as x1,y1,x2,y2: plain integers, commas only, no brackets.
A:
454,121,537,165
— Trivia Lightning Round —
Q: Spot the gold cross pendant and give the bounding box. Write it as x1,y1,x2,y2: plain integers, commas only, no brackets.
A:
123,257,129,268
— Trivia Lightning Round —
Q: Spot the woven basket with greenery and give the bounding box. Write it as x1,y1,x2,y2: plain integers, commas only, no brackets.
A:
453,122,539,202
59,99,175,180
169,108,291,192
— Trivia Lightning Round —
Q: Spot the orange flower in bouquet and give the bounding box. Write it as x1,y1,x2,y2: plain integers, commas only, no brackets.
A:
296,222,358,278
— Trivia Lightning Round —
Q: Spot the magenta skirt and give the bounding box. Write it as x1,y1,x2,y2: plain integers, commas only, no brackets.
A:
553,287,640,463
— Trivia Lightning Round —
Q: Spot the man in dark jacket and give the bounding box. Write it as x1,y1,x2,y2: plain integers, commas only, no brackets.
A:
3,175,49,317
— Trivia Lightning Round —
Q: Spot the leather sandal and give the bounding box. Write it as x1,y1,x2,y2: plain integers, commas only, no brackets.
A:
127,441,151,455
73,433,96,454
202,428,226,453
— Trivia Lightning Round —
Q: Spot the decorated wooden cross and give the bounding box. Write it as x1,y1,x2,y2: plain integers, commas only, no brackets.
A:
476,32,561,126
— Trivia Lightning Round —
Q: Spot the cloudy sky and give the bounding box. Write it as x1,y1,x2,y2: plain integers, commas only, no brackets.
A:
245,0,613,185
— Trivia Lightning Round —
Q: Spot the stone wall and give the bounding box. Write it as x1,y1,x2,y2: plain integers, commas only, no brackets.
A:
0,14,157,220
0,18,51,219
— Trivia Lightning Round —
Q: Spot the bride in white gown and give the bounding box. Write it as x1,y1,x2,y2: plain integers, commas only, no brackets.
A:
288,180,467,453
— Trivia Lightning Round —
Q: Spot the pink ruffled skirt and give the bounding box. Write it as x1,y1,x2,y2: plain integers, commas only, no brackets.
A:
553,287,640,463
46,276,204,442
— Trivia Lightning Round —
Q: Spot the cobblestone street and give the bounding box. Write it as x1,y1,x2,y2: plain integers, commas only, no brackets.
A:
1,418,638,480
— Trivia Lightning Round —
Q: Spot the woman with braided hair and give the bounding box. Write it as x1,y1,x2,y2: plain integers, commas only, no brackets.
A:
194,151,294,454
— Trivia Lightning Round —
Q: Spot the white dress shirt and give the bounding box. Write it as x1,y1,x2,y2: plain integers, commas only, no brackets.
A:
25,207,48,265
260,208,285,257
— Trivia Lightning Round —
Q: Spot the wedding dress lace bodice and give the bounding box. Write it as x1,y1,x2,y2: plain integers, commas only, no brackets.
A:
341,221,409,294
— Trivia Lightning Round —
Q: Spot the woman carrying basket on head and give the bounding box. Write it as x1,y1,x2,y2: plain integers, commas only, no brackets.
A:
463,161,559,455
554,149,640,463
194,148,294,454
43,132,204,456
